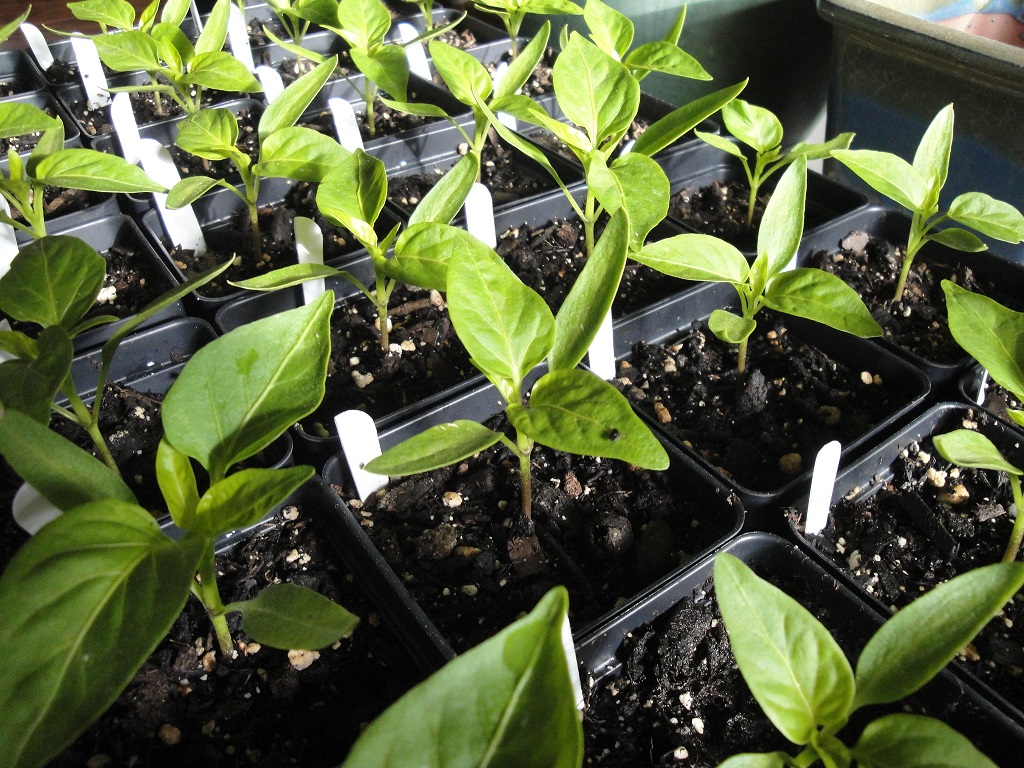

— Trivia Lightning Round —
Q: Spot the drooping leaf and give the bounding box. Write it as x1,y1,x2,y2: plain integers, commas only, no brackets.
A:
182,52,263,93
35,149,166,193
932,429,1022,475
343,587,582,768
192,465,313,536
633,234,748,284
764,268,882,338
156,437,199,531
715,553,855,744
388,223,490,292
365,420,503,477
695,130,746,160
948,191,1024,243
352,45,409,102
0,102,63,140
259,55,339,142
0,502,204,768
852,713,997,768
633,80,747,158
831,149,928,212
256,126,352,182
227,582,359,650
407,153,478,227
229,263,347,291
708,309,756,346
854,561,1024,709
508,369,668,470
722,100,782,153
758,156,806,277
554,33,638,146
167,175,223,208
0,6,31,44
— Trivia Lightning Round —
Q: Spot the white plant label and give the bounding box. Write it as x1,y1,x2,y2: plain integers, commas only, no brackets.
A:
396,23,431,80
228,4,257,73
335,410,389,501
586,310,616,381
618,138,635,156
294,216,326,305
805,440,841,535
189,0,204,34
256,66,285,103
464,183,496,248
69,36,110,109
0,319,16,363
110,92,142,164
976,369,990,406
137,138,207,255
561,615,585,710
491,62,517,130
19,23,53,70
329,97,364,151
13,483,62,535
0,197,19,279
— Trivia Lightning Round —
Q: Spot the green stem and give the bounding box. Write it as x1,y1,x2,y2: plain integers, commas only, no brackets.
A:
64,387,120,475
893,213,928,301
197,543,234,656
736,336,748,377
584,192,597,259
365,84,377,139
1003,474,1024,563
375,270,391,350
515,431,535,520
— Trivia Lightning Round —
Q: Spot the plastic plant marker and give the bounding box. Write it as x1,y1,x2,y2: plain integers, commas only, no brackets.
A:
335,409,389,500
12,483,62,534
189,0,204,33
0,198,18,279
492,62,517,130
329,97,364,151
464,182,496,248
69,36,110,109
228,4,257,74
561,614,585,710
396,22,431,80
294,216,326,304
805,440,841,535
0,319,14,363
137,138,207,256
977,369,990,406
618,138,635,156
110,93,142,165
586,310,616,381
256,66,285,103
19,23,53,70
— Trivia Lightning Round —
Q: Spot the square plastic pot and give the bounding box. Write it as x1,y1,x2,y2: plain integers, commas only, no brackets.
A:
0,49,46,100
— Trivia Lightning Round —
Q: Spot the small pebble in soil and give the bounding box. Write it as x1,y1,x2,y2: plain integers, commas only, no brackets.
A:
653,401,672,423
287,649,319,671
779,452,803,476
158,724,181,745
938,484,970,505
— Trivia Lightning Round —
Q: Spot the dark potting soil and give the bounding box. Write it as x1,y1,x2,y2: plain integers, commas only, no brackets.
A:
0,105,61,155
807,230,994,365
334,413,739,653
6,186,111,226
298,284,474,438
668,180,768,252
615,318,910,491
87,240,168,320
298,92,442,145
797,406,1024,712
71,86,240,137
50,504,420,768
495,215,691,318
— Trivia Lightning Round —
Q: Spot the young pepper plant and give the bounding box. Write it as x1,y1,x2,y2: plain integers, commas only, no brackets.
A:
695,98,854,227
0,293,358,768
0,103,164,238
715,553,1024,768
832,104,1024,301
166,55,345,259
66,0,161,34
632,156,881,375
472,0,581,59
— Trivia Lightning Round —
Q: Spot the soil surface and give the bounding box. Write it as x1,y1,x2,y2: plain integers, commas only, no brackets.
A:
6,186,111,228
614,317,914,492
50,504,420,768
70,85,241,137
668,180,768,252
299,90,443,145
797,406,1024,713
0,105,60,154
334,413,740,653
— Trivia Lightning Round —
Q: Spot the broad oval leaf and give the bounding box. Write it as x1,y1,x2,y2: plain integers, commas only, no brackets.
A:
365,420,503,477
71,0,137,30
336,0,392,50
927,227,987,252
584,0,632,58
854,561,1024,709
175,108,240,160
388,223,489,292
714,553,855,744
93,29,161,73
317,149,388,238
35,149,166,194
758,155,806,277
948,191,1024,243
352,45,409,102
257,126,352,182
509,369,669,470
166,175,221,208
343,587,583,768
763,268,882,338
0,502,204,768
609,153,669,250
407,152,478,227
0,102,62,140
554,33,639,146
722,99,782,153
193,465,314,535
152,22,192,72
428,39,491,106
932,429,1022,475
181,51,263,92
162,291,333,482
625,40,710,80
852,713,997,768
259,55,339,142
831,149,928,212
708,308,756,345
227,582,359,650
634,234,748,284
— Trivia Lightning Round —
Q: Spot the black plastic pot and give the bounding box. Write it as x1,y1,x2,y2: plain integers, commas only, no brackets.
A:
0,90,82,155
0,49,45,100
787,401,1024,728
796,205,1024,393
610,281,931,516
576,531,1024,766
320,377,744,667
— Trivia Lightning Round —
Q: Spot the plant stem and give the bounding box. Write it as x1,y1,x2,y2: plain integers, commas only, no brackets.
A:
736,336,748,377
375,271,391,350
1003,474,1024,563
584,192,597,258
365,85,377,139
516,431,535,520
64,388,121,475
197,544,234,656
893,214,927,301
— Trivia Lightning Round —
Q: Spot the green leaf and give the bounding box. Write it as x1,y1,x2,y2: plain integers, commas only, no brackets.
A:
852,714,998,768
912,104,954,194
167,175,222,208
316,149,387,246
343,587,583,768
779,132,855,165
176,109,240,161
509,369,668,470
0,330,37,361
336,0,392,50
230,263,347,291
550,207,627,372
714,553,855,744
156,437,199,531
0,6,31,44
259,55,339,143
854,561,1024,709
182,52,263,93
758,155,806,276
722,100,782,153
70,0,136,29
633,234,748,284
407,153,478,227
927,227,987,252
227,582,359,650
932,429,1022,475
718,755,790,768
151,22,193,72
195,0,230,57
35,149,165,194
0,102,63,140
27,122,66,173
93,29,162,73
633,80,747,158
831,149,928,212
162,292,333,482
428,39,492,106
554,33,639,146
447,244,554,396
193,465,313,535
0,502,204,768
948,191,1024,243
290,0,340,27
379,95,451,121
584,0,632,59
625,40,710,81
138,0,159,31
0,235,107,330
352,45,409,101
256,126,351,182
608,153,669,250
160,0,191,26
942,280,1024,399
708,308,756,345
695,130,746,160
388,223,488,292
494,21,550,101
764,268,882,338
365,420,503,476
0,326,72,424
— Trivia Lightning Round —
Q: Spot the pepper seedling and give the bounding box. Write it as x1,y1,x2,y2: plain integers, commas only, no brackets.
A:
261,0,337,47
632,157,881,375
695,98,854,227
230,147,480,351
715,552,1024,768
66,0,159,35
398,0,439,30
472,0,581,59
832,104,1024,301
0,293,358,768
0,103,164,238
166,55,345,260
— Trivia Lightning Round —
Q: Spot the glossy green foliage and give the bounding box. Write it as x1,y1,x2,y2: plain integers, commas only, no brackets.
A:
472,0,581,56
343,587,583,768
0,6,30,43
